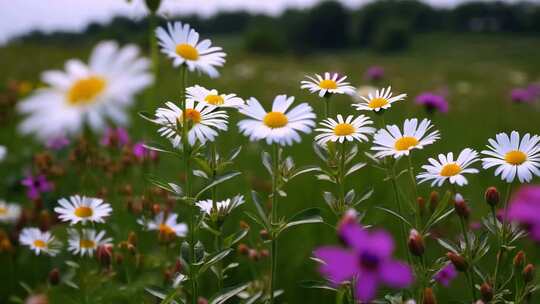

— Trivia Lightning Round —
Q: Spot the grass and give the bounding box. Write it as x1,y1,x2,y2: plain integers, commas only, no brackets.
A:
1,32,540,303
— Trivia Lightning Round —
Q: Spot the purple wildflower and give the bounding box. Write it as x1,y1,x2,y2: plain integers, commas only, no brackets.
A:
314,222,413,302
510,88,532,103
21,174,53,200
415,92,449,114
507,185,540,242
364,66,385,82
527,83,540,100
100,127,130,147
433,263,457,287
45,135,70,150
132,141,158,161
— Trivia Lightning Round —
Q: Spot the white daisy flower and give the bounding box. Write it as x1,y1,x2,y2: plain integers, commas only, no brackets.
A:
372,118,440,159
238,95,316,146
481,131,540,183
300,72,356,98
314,114,375,145
417,148,480,187
155,100,228,147
138,212,188,238
54,195,112,225
352,86,406,112
0,200,21,223
352,85,377,103
17,41,153,141
156,21,226,78
186,85,244,108
196,195,245,215
19,228,60,256
67,228,112,257
0,145,6,162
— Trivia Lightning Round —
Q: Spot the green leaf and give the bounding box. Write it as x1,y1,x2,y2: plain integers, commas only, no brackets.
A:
209,282,250,304
195,172,242,199
437,238,458,253
375,207,413,228
244,291,263,304
146,174,183,195
138,111,156,123
199,249,233,275
289,165,320,179
278,208,323,235
244,211,268,229
345,162,366,176
227,146,242,161
261,151,272,175
143,142,179,156
299,280,337,291
353,189,373,206
223,228,249,248
250,191,269,225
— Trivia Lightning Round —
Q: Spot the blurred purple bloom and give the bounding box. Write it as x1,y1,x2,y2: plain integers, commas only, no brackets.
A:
433,263,457,287
507,185,540,241
527,83,540,100
314,222,413,302
510,88,532,103
45,135,70,150
101,127,130,147
21,174,53,200
415,92,449,113
133,141,158,161
364,66,385,82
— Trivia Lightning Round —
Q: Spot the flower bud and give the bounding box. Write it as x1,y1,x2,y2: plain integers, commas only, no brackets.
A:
152,204,161,215
485,187,500,207
523,264,535,283
239,221,250,230
197,297,208,304
337,209,358,229
453,194,470,219
408,229,425,257
417,197,426,216
513,250,526,269
96,244,113,266
429,191,439,212
422,287,437,304
248,249,260,261
48,268,60,286
174,259,182,273
259,229,270,241
24,294,48,304
480,282,493,302
447,252,468,272
259,249,270,258
237,243,249,256
115,252,124,265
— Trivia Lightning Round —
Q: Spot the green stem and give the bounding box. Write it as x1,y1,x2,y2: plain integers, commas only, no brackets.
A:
211,142,218,214
407,154,420,228
493,182,513,289
389,166,412,264
459,216,476,300
338,142,347,214
324,95,331,118
269,144,279,304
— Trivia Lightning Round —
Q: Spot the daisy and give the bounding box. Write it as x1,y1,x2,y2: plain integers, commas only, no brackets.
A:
196,195,245,215
352,86,407,112
352,85,377,103
19,228,60,256
372,118,440,159
54,195,112,225
154,100,228,147
17,41,153,141
315,114,375,145
138,212,188,238
238,95,316,146
300,72,356,98
186,85,244,108
156,21,226,78
67,228,112,257
481,131,540,183
0,200,21,223
417,148,480,187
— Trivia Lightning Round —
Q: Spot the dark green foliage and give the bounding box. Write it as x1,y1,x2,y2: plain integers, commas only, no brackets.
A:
372,21,412,52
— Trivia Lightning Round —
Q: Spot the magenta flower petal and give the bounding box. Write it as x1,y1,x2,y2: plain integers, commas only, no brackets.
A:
433,263,457,287
355,272,378,302
314,247,358,285
338,222,367,250
507,185,540,242
380,260,414,287
366,230,394,258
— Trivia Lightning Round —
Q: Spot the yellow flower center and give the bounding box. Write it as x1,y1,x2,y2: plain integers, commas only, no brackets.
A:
0,207,6,215
79,239,95,249
33,240,46,248
368,97,389,109
159,224,175,235
319,79,338,90
440,163,462,177
205,94,225,105
334,123,355,136
505,150,527,165
263,112,288,128
67,76,106,105
179,108,202,125
74,206,93,218
175,43,199,61
394,136,419,151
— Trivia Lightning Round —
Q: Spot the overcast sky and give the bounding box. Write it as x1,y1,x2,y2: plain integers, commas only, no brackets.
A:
0,0,530,45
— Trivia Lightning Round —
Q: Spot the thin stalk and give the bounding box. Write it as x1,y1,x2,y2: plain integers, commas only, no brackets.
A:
211,142,218,213
324,95,331,118
269,144,279,304
459,216,476,300
389,166,412,264
180,65,197,304
210,142,223,289
338,142,347,213
493,182,513,289
407,154,420,227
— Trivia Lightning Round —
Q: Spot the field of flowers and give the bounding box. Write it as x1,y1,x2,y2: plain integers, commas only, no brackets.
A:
1,16,540,304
